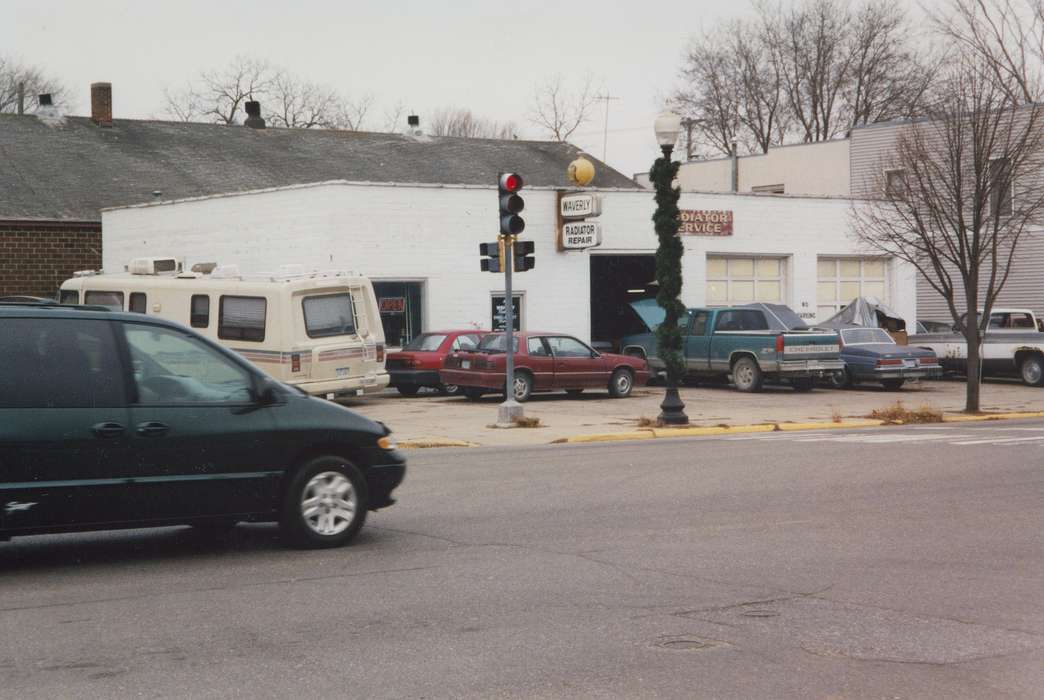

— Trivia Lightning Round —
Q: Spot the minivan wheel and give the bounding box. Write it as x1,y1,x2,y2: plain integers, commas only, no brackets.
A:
281,457,368,549
732,357,763,392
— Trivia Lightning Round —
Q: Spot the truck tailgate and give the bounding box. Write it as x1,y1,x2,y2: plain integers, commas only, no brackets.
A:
781,332,841,361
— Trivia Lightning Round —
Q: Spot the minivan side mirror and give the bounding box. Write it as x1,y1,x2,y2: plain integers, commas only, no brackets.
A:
255,381,280,406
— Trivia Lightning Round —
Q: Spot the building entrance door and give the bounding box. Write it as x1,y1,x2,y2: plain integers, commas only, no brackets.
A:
374,281,423,348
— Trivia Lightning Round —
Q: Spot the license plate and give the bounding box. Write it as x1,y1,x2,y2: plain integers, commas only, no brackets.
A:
461,360,471,369
336,367,350,378
903,359,918,368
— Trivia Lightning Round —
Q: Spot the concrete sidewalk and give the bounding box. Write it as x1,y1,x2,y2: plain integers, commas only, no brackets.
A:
339,377,1044,447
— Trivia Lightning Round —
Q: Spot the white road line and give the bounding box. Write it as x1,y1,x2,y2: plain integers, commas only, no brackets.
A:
951,435,1044,445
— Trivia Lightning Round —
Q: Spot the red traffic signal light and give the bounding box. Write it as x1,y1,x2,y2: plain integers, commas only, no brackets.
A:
498,172,525,236
499,172,523,193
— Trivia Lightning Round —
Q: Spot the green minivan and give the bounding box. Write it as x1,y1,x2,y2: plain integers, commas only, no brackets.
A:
0,302,405,548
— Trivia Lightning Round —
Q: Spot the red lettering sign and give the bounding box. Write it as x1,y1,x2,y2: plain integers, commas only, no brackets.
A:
678,210,734,236
379,297,406,313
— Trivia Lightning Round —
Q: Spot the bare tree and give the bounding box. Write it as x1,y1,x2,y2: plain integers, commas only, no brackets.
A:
382,100,409,133
673,27,748,156
851,58,1044,411
429,107,517,139
0,55,70,114
529,74,598,142
932,0,1044,103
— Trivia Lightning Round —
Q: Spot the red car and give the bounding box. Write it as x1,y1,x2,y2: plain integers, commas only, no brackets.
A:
386,330,487,396
440,331,650,402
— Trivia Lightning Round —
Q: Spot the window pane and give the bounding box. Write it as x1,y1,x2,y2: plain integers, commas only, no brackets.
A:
817,259,836,278
840,281,861,300
458,334,480,351
527,337,548,356
731,280,755,302
405,333,446,351
862,281,886,299
59,289,79,305
706,280,728,303
129,292,147,314
862,259,885,277
125,325,253,404
219,296,267,342
85,291,124,310
729,258,754,277
548,336,591,357
191,295,210,328
691,312,708,335
757,281,781,302
817,281,836,302
303,294,356,339
840,260,861,277
0,318,125,408
706,257,727,277
756,258,781,277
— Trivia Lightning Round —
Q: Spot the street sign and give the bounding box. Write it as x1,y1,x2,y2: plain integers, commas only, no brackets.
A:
560,193,602,219
562,221,603,249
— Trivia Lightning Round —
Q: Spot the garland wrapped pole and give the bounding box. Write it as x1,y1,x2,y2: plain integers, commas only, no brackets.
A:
651,111,688,426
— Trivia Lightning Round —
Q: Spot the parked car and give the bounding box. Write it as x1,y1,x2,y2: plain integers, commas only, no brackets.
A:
828,327,942,390
440,332,649,402
0,301,405,548
386,330,487,396
911,308,1044,386
620,301,844,392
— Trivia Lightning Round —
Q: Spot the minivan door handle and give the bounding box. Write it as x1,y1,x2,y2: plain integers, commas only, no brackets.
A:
136,421,170,437
92,422,126,438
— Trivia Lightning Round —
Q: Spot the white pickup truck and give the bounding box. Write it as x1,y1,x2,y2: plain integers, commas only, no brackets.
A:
910,308,1044,386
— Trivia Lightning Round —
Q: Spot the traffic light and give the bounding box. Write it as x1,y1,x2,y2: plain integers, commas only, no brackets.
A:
498,172,525,235
513,240,535,272
479,240,505,273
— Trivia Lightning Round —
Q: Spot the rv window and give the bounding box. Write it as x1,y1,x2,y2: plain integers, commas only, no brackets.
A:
84,291,124,311
219,296,267,342
303,294,357,339
191,295,210,328
58,289,79,305
129,292,147,314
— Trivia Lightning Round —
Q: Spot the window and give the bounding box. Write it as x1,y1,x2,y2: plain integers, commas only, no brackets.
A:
989,157,1013,217
714,309,769,331
124,324,254,404
405,334,447,352
691,311,709,336
191,295,210,328
706,256,785,305
546,336,593,357
477,334,519,353
885,169,907,199
84,290,124,310
0,318,125,408
751,183,784,194
527,337,549,356
817,257,888,320
219,295,267,342
129,292,147,314
841,328,894,345
453,334,480,351
302,293,356,339
58,289,79,305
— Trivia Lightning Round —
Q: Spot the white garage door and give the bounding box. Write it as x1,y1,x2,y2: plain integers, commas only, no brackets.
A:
817,257,887,320
706,256,786,306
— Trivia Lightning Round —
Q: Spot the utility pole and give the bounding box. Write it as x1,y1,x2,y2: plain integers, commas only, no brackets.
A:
595,93,620,162
680,118,697,161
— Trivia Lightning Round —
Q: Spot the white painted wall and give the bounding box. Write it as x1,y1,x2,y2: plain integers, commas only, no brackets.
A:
102,181,917,341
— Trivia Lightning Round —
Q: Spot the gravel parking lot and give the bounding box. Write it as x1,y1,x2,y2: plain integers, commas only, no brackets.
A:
340,376,1044,446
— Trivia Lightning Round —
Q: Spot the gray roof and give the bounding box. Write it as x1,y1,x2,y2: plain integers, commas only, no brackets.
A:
0,114,639,221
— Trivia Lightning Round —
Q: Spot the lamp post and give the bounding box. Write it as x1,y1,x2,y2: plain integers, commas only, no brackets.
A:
651,109,689,426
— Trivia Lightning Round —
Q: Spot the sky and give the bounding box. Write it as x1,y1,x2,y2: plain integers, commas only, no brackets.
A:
2,0,939,178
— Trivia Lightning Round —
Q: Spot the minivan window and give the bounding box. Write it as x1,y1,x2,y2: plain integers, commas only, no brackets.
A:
129,292,147,314
58,289,79,305
219,295,267,342
0,318,125,408
84,290,124,310
191,295,210,328
125,325,254,404
303,293,356,338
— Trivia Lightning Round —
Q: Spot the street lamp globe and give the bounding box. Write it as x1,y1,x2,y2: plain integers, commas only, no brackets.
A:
654,109,683,150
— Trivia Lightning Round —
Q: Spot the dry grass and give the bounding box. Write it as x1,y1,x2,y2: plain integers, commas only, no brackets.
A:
831,406,843,423
637,416,660,428
868,400,944,425
513,415,542,428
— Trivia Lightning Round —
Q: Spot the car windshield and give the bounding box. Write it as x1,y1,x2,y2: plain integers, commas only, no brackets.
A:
477,334,520,353
403,333,447,351
841,327,894,345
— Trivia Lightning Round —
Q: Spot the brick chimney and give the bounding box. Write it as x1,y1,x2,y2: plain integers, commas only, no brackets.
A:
244,101,265,129
91,82,113,127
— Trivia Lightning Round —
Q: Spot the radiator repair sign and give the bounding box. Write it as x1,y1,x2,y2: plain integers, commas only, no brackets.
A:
679,210,733,236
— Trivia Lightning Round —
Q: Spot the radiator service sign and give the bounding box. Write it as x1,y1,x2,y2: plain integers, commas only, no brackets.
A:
679,210,733,236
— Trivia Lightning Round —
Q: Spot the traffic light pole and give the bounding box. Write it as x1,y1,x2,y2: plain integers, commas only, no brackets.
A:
497,236,523,426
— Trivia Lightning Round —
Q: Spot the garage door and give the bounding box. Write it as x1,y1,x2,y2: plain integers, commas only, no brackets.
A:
706,256,786,306
817,257,887,320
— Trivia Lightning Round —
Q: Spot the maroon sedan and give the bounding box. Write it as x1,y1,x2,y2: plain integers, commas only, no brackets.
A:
386,330,487,396
440,332,650,402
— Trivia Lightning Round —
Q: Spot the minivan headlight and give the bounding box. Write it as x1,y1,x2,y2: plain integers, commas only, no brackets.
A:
377,436,396,451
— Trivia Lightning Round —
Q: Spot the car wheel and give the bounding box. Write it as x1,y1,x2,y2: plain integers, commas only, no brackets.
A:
565,388,584,397
438,383,461,396
464,387,484,401
512,372,533,402
881,378,905,391
396,384,420,397
791,377,814,392
829,369,852,389
280,456,368,549
732,357,763,392
608,368,634,398
1020,354,1044,386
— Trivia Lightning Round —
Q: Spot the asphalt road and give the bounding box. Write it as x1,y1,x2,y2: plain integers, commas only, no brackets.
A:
2,421,1043,699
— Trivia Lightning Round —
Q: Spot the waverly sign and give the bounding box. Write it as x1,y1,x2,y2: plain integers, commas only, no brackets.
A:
558,192,604,251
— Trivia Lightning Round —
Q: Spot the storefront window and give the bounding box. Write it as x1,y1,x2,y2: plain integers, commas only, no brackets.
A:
374,281,423,348
816,257,889,321
705,256,786,306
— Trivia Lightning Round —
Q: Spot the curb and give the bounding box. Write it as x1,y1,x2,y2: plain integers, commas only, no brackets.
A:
397,438,480,449
552,410,1044,444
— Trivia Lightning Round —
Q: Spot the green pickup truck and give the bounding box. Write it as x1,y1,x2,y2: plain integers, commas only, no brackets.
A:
620,302,844,392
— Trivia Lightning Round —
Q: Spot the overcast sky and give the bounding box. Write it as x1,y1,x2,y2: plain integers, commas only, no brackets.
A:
3,0,939,178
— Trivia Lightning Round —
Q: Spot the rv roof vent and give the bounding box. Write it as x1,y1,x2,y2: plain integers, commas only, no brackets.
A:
129,257,181,276
72,269,100,278
191,262,218,274
210,264,242,279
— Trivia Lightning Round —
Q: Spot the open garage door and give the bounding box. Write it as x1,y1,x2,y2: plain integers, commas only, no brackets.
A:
590,255,657,351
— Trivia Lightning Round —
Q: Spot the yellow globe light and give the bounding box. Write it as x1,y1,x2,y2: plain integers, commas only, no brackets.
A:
567,157,595,187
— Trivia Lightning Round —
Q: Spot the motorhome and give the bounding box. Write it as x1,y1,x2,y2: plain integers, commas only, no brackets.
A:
59,257,389,397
